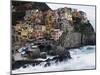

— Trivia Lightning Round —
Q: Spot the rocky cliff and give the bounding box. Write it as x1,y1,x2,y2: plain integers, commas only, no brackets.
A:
58,19,96,49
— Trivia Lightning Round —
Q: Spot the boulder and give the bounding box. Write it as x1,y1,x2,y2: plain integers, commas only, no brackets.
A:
48,50,56,56
40,52,47,59
38,44,45,52
55,46,71,59
30,47,40,59
55,46,65,56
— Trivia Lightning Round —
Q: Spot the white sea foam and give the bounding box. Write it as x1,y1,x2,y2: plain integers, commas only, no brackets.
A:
12,46,96,74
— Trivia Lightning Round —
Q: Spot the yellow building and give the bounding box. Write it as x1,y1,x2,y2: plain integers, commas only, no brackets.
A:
45,10,54,33
21,29,29,40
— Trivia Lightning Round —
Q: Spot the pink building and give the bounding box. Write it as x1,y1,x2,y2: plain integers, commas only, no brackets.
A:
32,30,44,39
32,25,46,39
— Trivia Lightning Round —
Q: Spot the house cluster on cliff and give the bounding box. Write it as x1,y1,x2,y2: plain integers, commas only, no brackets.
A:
11,1,96,63
12,1,89,47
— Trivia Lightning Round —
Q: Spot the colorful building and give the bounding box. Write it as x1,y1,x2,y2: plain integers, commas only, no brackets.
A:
51,29,63,41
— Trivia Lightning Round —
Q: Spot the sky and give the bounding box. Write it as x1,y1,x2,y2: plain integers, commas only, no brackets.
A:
47,3,96,30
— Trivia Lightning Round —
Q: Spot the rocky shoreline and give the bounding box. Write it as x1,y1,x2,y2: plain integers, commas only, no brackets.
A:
12,54,71,70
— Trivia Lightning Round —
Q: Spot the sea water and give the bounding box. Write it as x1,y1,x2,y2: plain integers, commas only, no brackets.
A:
12,45,96,74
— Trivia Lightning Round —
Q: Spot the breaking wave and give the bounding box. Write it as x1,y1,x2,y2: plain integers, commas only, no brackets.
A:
12,45,96,74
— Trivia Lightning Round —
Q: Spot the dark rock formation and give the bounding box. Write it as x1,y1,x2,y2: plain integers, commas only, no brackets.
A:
30,48,40,59
58,20,95,49
55,46,65,56
82,32,96,45
40,52,47,59
74,21,94,33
